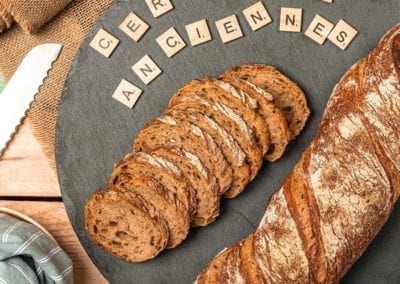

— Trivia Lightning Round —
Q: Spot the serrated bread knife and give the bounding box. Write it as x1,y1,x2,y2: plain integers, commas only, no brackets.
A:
0,43,63,157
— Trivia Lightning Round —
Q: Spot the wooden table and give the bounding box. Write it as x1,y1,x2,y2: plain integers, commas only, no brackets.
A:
0,121,107,283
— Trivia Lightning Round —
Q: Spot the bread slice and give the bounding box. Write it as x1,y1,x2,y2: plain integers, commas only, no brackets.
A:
85,190,169,262
169,78,267,165
170,77,270,156
166,104,252,198
112,174,190,248
239,232,266,283
168,85,263,180
109,152,196,219
149,147,220,227
134,118,233,194
221,64,310,139
220,77,291,161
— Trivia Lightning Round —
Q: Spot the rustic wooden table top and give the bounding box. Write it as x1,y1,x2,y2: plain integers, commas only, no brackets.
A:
0,120,107,283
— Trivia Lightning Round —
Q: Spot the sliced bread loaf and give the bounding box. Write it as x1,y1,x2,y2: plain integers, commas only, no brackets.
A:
169,77,269,159
112,174,190,248
149,147,220,227
109,152,196,219
85,190,169,262
168,89,263,180
221,64,310,139
220,77,291,161
134,118,233,194
166,105,252,198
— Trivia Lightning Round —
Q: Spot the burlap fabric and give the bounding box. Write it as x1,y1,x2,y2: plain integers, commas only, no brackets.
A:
0,0,113,168
0,0,73,34
0,2,13,33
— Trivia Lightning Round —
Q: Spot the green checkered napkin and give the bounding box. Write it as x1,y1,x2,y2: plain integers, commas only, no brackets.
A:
0,213,73,284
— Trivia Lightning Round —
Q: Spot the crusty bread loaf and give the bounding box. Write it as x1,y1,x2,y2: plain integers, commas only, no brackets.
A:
220,77,291,161
221,64,310,139
134,118,233,194
166,106,252,199
196,25,400,283
85,190,169,262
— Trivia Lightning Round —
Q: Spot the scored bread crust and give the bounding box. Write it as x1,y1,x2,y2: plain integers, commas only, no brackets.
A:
196,25,400,283
168,90,263,181
195,247,232,283
239,232,266,283
85,190,169,262
112,174,190,248
166,104,252,198
220,76,291,161
221,64,310,139
109,152,196,219
169,77,267,172
134,118,233,194
149,147,221,227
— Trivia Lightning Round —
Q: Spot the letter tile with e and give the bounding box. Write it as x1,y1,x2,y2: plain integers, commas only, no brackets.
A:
215,15,243,44
119,12,149,42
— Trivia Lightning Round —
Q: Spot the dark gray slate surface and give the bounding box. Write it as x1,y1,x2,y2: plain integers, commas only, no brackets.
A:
56,0,400,283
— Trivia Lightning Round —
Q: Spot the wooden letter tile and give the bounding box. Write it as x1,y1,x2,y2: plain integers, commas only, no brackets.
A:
132,55,162,85
89,28,120,58
304,14,334,45
328,19,358,50
279,7,303,32
119,12,149,42
112,79,143,108
185,19,212,46
156,27,186,57
215,15,243,44
145,0,174,18
242,2,272,31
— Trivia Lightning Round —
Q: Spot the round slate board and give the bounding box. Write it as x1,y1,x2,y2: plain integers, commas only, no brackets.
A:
56,0,400,282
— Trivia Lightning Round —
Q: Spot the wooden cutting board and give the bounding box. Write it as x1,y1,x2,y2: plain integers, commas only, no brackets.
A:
56,0,400,282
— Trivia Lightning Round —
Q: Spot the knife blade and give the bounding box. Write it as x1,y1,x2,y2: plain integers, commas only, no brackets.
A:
0,43,63,157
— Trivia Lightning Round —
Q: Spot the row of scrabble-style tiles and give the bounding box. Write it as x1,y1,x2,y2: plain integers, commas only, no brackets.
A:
89,0,356,109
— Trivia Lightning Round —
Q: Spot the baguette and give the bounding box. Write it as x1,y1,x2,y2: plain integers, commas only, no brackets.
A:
196,24,400,283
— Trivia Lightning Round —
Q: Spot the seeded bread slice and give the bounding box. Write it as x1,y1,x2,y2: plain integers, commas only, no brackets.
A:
221,64,310,139
109,152,196,219
134,118,233,194
239,232,266,283
220,77,291,162
85,190,169,262
150,147,220,227
168,87,263,180
169,78,268,163
112,174,190,248
166,105,251,198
